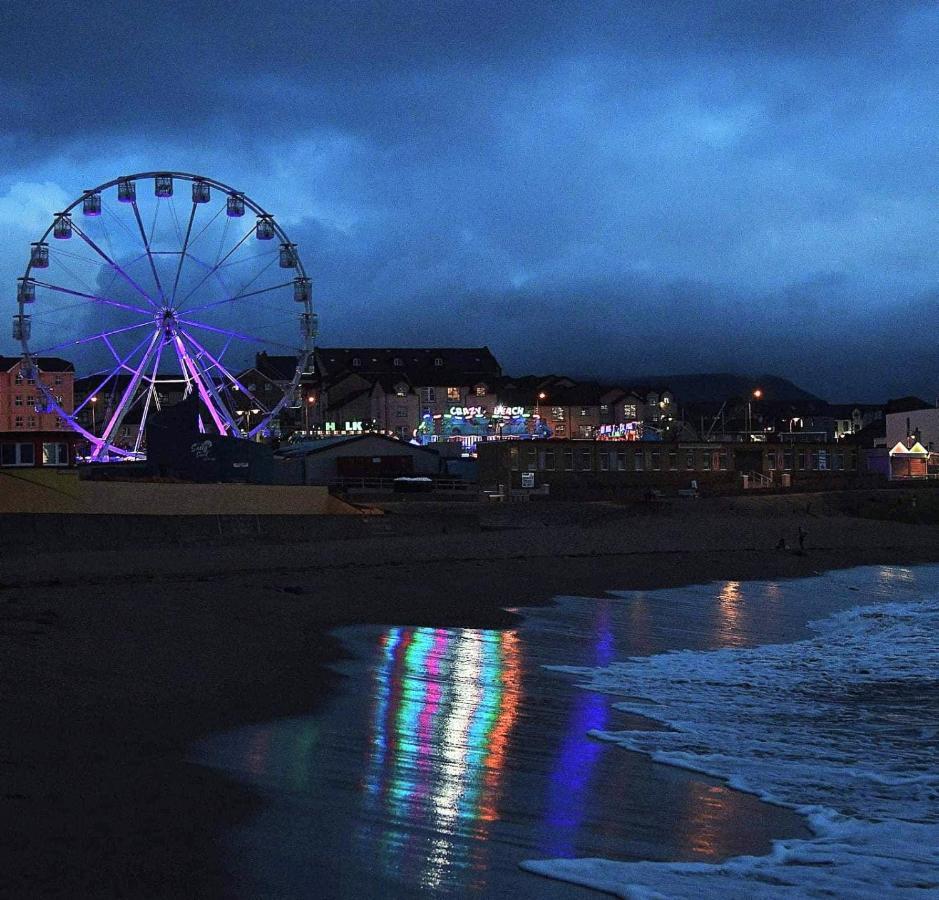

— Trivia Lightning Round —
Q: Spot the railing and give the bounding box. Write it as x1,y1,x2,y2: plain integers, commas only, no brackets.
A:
745,470,774,488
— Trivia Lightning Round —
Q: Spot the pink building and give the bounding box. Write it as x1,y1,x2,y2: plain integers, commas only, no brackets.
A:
0,356,75,433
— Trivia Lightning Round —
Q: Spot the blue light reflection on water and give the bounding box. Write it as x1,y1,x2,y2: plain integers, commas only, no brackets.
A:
540,599,615,857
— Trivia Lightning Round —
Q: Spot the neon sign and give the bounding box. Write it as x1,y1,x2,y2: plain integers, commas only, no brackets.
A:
493,405,530,417
448,406,486,417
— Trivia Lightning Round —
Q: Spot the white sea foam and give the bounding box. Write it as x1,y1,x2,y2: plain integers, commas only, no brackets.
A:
522,568,939,898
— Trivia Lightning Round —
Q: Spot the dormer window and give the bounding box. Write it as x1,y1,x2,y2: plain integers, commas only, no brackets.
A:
475,385,487,397
394,382,408,397
434,357,443,367
352,358,361,367
393,358,403,367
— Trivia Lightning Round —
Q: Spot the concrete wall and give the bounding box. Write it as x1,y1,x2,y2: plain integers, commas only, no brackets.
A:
0,468,364,515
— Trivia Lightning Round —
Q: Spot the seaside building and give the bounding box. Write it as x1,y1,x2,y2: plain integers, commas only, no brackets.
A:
311,347,502,440
0,429,80,469
276,433,444,484
0,356,74,433
478,438,867,499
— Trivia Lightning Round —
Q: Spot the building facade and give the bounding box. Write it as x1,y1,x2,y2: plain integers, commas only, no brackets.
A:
479,439,865,498
0,356,74,433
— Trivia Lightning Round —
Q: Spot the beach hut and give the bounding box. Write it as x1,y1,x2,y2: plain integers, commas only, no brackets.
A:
888,440,928,480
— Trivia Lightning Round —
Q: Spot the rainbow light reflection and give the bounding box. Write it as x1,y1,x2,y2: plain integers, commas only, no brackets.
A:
359,626,522,890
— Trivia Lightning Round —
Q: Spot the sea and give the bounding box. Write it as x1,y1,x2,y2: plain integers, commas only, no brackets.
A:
194,564,939,898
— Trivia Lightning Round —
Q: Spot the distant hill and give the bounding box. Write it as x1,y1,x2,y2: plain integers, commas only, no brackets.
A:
617,373,828,407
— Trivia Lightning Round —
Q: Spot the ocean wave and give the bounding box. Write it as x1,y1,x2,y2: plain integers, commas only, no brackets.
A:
522,569,939,898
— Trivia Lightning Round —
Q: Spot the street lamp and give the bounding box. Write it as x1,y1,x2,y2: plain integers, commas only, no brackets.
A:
305,393,315,434
747,388,763,441
90,395,97,432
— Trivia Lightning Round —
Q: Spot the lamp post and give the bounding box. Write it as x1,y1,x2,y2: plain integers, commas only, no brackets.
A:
305,393,315,434
747,388,763,441
90,395,97,432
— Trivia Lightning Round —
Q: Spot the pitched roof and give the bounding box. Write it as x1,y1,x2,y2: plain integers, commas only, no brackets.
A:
885,396,933,414
0,355,75,373
314,347,502,382
254,352,302,382
278,433,440,458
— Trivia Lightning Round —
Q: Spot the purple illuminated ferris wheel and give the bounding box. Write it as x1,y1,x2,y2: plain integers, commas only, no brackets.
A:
14,172,316,460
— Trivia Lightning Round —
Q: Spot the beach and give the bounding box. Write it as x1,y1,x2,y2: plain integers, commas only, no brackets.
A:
3,492,939,898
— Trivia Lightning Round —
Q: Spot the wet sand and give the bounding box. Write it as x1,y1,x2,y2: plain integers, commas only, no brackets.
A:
2,494,939,897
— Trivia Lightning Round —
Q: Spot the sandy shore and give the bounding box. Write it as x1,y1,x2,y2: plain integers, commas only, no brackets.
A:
2,493,938,898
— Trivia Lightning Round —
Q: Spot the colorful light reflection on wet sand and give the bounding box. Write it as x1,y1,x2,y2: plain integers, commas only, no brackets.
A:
358,627,522,889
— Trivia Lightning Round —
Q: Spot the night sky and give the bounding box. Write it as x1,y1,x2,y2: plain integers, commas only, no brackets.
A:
2,1,937,401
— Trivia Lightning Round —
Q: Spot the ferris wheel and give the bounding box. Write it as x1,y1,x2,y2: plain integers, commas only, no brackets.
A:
13,171,317,460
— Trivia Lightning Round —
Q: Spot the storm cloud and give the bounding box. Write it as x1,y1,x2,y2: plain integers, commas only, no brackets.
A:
2,1,938,401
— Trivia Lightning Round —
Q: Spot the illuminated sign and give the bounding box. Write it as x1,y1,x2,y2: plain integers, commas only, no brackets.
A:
493,405,531,417
448,406,486,417
597,422,642,441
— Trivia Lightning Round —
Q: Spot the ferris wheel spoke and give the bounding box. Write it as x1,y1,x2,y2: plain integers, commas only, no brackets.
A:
33,320,155,357
171,335,230,435
91,331,162,459
71,219,159,310
182,280,296,315
134,337,168,453
184,203,225,255
170,202,198,306
174,225,256,310
224,254,279,307
176,318,300,353
178,328,270,414
177,333,243,434
130,199,167,303
31,280,153,316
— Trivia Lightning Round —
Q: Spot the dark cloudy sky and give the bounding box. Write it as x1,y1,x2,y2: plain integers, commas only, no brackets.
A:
2,1,938,401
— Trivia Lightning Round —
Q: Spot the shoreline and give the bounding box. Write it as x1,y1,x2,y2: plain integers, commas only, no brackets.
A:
3,498,939,897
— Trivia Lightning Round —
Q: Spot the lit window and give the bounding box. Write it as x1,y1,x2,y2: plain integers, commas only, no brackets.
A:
42,442,68,466
447,387,460,400
579,407,588,416
475,386,486,397
624,404,636,419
